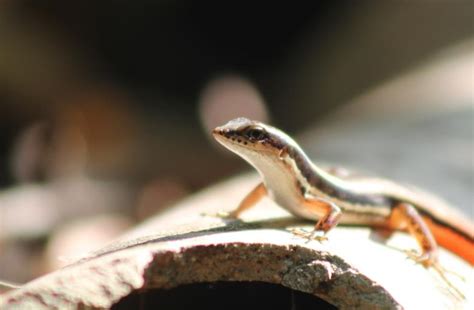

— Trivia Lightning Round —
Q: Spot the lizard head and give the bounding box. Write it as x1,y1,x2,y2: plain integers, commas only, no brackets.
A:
212,117,312,185
212,117,292,161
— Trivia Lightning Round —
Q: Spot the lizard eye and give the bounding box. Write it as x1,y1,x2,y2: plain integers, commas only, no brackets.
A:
245,127,268,141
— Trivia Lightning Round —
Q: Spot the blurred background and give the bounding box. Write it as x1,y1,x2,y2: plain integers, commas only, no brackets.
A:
0,1,473,285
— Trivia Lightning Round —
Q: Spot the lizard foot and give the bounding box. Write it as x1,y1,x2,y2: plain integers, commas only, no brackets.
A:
404,249,435,267
404,249,465,300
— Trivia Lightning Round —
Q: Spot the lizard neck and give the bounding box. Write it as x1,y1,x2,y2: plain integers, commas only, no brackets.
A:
283,144,343,194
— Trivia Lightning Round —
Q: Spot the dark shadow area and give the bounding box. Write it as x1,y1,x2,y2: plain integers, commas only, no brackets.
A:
112,281,336,310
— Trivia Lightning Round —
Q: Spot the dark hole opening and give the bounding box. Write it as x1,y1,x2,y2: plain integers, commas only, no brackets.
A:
112,281,336,310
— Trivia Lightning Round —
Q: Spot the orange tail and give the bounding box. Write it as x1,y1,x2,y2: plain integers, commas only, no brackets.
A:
423,216,474,265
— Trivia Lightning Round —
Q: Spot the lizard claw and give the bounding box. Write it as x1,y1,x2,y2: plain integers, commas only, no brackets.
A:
309,229,329,242
311,234,329,242
290,228,328,243
404,249,437,267
201,210,237,219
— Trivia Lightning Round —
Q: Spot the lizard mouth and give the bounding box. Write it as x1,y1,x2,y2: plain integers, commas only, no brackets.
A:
211,127,222,136
212,127,261,153
213,128,247,146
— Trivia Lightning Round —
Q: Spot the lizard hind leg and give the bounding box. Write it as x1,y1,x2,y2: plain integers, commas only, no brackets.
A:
389,203,465,300
389,202,439,267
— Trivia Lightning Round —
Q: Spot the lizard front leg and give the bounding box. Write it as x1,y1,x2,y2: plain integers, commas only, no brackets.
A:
202,182,267,219
224,182,267,219
293,197,342,241
308,199,342,241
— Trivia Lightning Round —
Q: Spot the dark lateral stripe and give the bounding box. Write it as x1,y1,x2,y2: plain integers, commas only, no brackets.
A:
288,146,390,207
